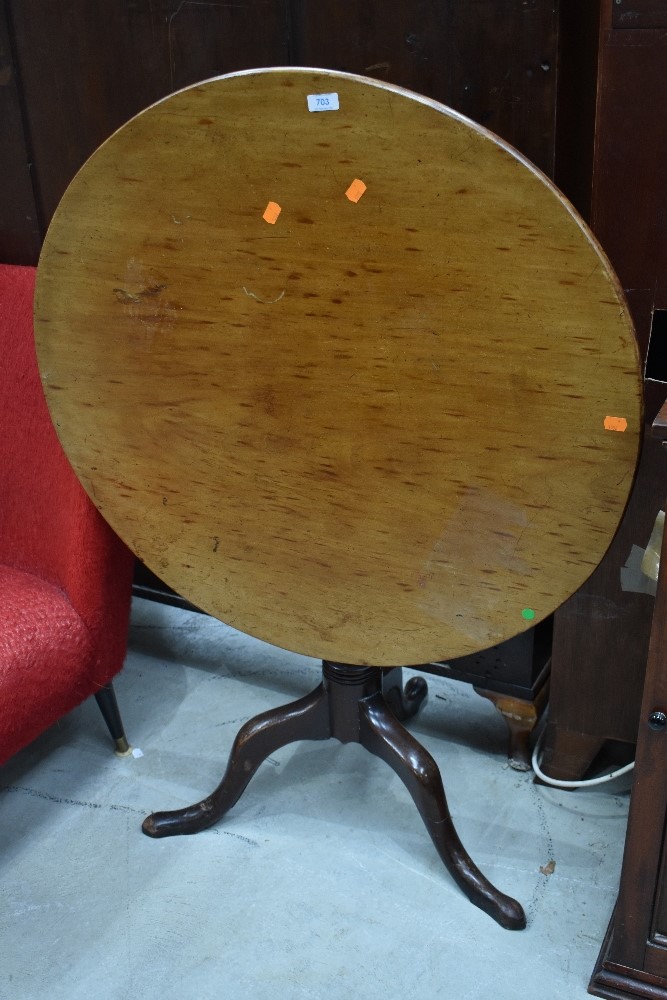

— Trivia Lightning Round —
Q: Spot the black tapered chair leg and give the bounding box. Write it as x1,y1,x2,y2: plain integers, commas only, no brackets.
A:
94,681,130,755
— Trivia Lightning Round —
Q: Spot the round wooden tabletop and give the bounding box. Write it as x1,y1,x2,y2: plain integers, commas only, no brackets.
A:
35,68,642,666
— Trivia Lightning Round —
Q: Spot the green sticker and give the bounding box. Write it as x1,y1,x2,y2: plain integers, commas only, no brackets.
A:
521,608,536,621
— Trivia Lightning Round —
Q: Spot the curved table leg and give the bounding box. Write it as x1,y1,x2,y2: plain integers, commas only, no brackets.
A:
359,693,526,930
143,682,330,839
382,667,429,722
474,681,549,772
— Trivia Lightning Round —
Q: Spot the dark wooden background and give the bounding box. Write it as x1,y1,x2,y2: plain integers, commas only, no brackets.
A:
3,0,664,356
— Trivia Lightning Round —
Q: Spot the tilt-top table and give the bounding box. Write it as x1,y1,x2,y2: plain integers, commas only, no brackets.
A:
34,68,642,931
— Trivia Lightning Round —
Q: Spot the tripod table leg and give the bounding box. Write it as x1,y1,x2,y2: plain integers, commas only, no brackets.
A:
143,682,330,839
359,693,526,930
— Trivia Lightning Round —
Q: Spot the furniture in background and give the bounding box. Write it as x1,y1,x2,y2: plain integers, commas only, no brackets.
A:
440,621,552,769
34,68,641,929
0,264,134,763
541,0,667,780
590,403,667,999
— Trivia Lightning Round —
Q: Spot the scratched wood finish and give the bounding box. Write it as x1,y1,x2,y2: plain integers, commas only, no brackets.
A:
34,69,642,666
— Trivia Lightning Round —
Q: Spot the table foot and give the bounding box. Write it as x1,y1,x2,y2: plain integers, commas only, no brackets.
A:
360,692,526,930
382,667,429,722
142,683,330,838
474,685,548,771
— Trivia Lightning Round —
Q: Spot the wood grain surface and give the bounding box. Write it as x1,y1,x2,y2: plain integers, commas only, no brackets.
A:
34,68,642,666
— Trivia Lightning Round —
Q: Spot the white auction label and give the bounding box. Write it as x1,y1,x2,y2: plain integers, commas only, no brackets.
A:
307,92,339,112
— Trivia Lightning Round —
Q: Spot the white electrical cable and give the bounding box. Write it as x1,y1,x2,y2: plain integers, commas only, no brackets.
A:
531,728,634,788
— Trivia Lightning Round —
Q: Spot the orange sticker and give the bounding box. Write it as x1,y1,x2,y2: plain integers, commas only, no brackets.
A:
262,201,281,225
345,178,367,204
604,416,627,432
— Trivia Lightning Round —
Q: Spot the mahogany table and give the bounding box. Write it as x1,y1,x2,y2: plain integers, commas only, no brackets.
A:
34,68,642,930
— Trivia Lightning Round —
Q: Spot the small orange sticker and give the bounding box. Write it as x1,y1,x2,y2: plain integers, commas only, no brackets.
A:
262,201,281,225
604,416,627,432
345,178,367,203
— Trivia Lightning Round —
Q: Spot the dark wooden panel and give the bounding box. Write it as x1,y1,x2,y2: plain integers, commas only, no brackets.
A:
542,428,665,779
434,621,552,700
594,491,667,980
0,1,40,263
6,0,560,260
10,0,290,231
613,0,667,29
545,10,667,784
290,0,559,176
591,27,667,338
553,0,602,221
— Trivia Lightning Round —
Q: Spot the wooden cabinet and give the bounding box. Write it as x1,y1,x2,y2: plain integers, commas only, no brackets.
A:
540,0,667,780
590,483,667,997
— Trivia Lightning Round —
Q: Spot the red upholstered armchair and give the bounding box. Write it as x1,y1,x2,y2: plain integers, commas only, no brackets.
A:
0,264,135,764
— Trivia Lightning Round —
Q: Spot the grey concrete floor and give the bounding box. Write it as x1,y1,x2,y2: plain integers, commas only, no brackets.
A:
1,598,632,1000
